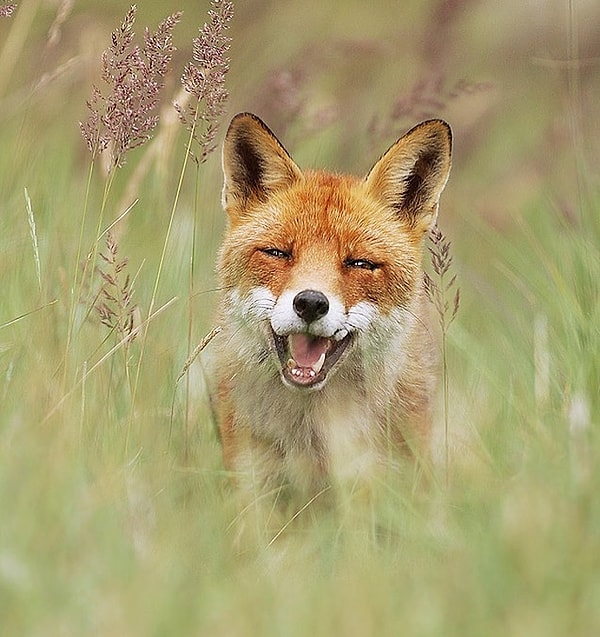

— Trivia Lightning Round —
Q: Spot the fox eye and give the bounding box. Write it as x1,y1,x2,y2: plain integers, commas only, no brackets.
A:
344,258,380,271
259,247,291,260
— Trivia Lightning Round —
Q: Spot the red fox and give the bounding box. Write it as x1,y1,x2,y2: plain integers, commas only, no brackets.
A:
208,113,452,515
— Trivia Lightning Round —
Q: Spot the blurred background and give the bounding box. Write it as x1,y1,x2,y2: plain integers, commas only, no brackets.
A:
2,0,599,222
0,1,599,635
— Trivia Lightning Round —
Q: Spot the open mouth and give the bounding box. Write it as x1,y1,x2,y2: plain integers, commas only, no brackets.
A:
271,330,352,388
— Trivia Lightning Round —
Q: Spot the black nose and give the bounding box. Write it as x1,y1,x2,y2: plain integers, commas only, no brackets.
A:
293,289,329,324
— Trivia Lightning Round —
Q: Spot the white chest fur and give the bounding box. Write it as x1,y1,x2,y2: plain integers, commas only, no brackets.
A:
264,382,383,497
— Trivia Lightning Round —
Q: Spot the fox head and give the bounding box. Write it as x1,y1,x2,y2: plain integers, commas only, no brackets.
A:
218,113,451,391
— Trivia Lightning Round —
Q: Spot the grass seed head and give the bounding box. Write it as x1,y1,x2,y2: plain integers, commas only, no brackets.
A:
425,224,460,330
0,2,16,18
175,0,234,164
95,232,137,342
80,5,182,168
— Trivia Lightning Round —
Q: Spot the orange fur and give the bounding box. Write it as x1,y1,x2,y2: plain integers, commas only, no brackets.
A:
206,112,452,516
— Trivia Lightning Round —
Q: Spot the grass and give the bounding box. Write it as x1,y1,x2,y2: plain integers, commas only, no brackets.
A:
1,1,599,635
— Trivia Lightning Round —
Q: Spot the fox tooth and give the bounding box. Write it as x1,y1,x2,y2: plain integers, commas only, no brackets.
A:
312,352,326,375
287,358,297,369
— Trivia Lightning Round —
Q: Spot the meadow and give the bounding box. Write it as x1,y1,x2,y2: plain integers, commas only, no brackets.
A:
0,0,599,635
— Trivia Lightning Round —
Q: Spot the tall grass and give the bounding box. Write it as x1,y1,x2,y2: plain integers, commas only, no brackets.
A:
0,1,599,635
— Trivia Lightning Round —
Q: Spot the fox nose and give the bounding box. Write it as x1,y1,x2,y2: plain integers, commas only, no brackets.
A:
293,289,329,324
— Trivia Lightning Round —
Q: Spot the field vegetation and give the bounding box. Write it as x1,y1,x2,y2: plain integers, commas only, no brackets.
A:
0,0,599,634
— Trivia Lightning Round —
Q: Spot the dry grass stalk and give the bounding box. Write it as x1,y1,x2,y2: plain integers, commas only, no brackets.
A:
424,224,460,483
24,187,41,294
176,326,222,384
46,0,74,48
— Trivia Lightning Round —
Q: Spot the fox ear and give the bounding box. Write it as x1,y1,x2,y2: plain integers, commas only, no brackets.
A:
365,120,452,232
222,113,302,214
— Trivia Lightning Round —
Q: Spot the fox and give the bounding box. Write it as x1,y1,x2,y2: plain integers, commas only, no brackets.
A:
208,112,452,521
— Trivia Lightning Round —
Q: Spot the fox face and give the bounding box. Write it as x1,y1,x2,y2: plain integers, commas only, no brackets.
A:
217,113,452,393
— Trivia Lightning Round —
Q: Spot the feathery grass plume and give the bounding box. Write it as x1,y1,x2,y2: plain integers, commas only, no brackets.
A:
424,225,460,329
68,7,179,390
166,0,232,461
80,5,182,169
423,225,460,484
95,231,137,343
0,2,16,18
175,0,233,164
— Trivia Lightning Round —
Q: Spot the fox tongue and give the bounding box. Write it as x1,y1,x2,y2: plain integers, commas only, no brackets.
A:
288,333,329,371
